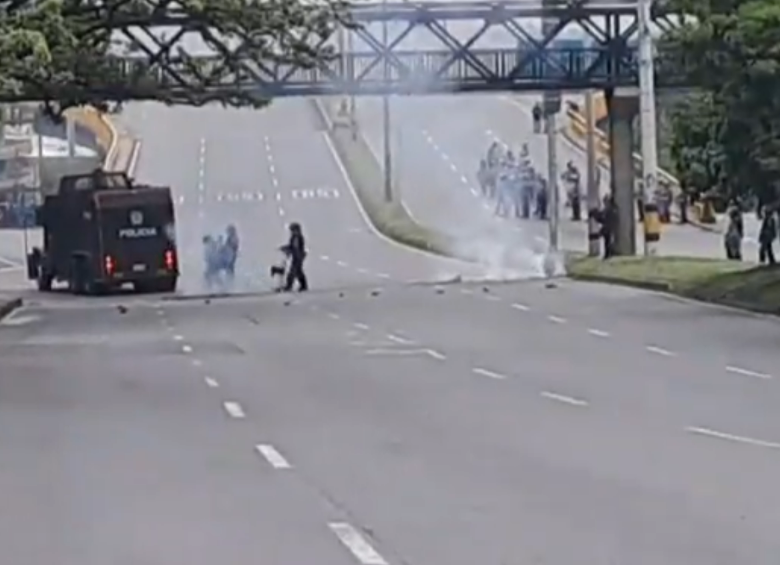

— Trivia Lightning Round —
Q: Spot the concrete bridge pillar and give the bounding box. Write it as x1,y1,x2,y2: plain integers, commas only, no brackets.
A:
605,88,639,256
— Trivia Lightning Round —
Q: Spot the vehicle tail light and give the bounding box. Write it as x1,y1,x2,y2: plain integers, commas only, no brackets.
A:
104,255,115,275
164,250,176,271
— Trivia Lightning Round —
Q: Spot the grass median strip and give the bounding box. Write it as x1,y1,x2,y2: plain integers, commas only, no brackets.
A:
317,99,462,258
567,255,780,314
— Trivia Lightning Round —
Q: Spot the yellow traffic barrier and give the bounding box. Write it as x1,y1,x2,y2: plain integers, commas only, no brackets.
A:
693,201,717,224
642,202,662,245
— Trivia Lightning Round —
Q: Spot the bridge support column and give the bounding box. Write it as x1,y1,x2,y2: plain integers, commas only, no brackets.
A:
605,88,638,256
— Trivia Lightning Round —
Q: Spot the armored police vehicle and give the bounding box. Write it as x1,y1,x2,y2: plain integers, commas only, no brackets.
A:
26,169,179,295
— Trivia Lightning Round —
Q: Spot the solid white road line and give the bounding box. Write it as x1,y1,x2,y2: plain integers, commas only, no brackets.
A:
541,391,588,407
473,367,506,380
329,522,388,565
686,426,780,450
726,365,771,380
223,401,245,419
646,345,675,357
255,444,292,469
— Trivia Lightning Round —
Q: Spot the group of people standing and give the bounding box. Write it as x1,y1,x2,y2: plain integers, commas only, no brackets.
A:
477,142,550,220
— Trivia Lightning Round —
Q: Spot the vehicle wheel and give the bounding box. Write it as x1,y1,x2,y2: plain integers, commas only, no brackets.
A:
70,257,90,295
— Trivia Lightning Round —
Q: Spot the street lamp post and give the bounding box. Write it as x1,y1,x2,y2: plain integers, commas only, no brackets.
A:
637,0,660,255
381,0,393,202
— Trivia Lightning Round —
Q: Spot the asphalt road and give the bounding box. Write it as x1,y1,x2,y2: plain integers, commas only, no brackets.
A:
122,100,489,296
3,278,780,564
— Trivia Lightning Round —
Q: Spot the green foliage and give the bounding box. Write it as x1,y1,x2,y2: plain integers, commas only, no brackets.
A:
0,0,349,116
664,0,780,206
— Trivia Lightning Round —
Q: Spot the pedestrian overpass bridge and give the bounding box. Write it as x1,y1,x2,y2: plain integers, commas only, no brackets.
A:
10,0,687,103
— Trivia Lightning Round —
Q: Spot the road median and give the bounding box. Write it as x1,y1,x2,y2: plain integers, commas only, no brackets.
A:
567,255,780,314
313,97,470,260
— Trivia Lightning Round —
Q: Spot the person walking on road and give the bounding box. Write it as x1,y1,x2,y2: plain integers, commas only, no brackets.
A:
282,222,309,292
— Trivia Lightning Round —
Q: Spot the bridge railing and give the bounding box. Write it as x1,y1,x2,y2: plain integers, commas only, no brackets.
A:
93,46,688,96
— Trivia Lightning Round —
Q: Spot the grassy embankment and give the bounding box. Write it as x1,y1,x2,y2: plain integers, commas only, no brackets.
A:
568,255,780,314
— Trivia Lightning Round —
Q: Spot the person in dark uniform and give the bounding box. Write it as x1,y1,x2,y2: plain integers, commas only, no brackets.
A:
758,207,776,265
282,222,308,292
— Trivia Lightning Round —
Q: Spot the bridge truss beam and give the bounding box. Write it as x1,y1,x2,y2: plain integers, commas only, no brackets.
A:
0,0,689,103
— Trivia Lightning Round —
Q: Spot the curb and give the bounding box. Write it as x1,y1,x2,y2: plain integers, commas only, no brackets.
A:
0,297,23,320
569,272,780,317
567,272,672,292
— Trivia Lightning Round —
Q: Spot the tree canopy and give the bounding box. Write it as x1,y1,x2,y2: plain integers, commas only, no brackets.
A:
664,0,780,206
0,0,349,117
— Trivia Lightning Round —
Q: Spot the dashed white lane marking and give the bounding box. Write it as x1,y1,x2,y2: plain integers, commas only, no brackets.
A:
329,522,388,565
541,391,588,407
276,192,282,201
686,426,780,450
278,207,285,217
484,295,501,302
321,254,330,260
337,260,348,267
192,359,202,367
646,345,675,357
364,348,442,360
387,333,414,345
377,273,391,279
473,367,506,380
223,401,246,419
182,345,193,353
726,365,771,380
587,328,610,338
547,315,567,324
329,313,341,320
511,302,530,311
460,288,474,295
204,377,219,388
426,349,446,360
173,334,184,341
255,444,292,469
353,322,370,330
357,267,370,275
